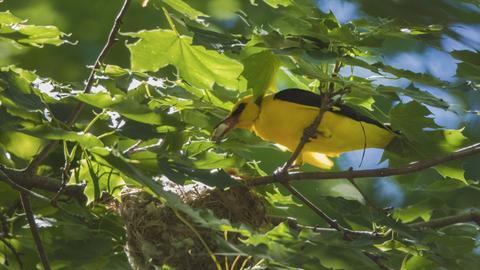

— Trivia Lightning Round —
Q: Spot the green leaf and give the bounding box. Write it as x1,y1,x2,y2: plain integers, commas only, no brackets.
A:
161,0,207,20
265,186,302,207
451,50,480,66
390,101,439,142
342,57,446,86
452,50,480,82
0,67,46,112
103,65,129,77
375,239,424,255
433,235,476,256
72,159,125,204
13,125,104,150
457,62,480,81
0,131,44,160
158,159,239,188
401,256,437,270
75,92,162,125
126,29,243,89
435,161,466,183
0,11,66,47
242,50,280,98
393,200,434,223
183,141,214,157
374,62,445,86
378,84,449,109
259,0,293,8
464,156,480,181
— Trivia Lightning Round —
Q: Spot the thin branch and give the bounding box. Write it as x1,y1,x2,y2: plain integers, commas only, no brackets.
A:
410,210,480,229
280,61,343,173
282,182,341,230
0,237,23,269
0,211,9,237
20,192,51,270
281,109,327,172
327,61,342,94
25,0,132,174
269,216,337,233
280,183,379,238
362,252,392,270
25,142,59,175
66,0,132,126
280,93,333,173
249,143,480,186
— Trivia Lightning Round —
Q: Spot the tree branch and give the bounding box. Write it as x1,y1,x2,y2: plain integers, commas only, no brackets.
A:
20,192,51,270
25,0,132,174
0,167,86,203
282,183,379,238
0,169,51,202
250,143,480,186
65,0,132,126
280,94,332,173
0,237,23,269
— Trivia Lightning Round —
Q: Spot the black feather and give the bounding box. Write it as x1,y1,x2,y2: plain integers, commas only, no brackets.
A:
273,88,388,130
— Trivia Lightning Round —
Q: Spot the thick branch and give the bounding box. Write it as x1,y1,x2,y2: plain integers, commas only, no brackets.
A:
250,143,480,186
0,169,51,202
25,0,132,174
410,210,480,229
1,167,86,203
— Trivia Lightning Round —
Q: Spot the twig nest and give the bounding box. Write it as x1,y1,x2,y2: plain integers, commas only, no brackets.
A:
119,183,270,270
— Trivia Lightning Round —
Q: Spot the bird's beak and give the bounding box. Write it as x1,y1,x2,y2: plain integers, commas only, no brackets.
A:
212,115,238,143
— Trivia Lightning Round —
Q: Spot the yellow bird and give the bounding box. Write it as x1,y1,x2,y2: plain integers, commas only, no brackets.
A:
212,89,396,169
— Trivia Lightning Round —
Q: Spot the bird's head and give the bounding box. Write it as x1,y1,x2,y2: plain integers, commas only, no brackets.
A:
212,95,260,143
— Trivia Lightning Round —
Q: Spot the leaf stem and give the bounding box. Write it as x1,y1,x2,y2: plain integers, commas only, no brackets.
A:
162,7,179,35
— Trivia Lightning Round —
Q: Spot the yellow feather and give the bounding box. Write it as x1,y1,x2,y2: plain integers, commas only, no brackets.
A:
220,92,395,169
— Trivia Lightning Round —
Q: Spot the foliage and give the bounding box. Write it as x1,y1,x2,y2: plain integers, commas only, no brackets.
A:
0,0,479,269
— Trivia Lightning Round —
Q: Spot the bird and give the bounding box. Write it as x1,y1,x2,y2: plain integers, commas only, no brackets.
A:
212,88,396,169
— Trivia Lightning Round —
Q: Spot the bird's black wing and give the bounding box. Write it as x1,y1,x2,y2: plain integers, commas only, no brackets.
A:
273,88,388,130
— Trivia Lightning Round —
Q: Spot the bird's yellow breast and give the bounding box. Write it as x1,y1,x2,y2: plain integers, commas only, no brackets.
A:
252,95,394,156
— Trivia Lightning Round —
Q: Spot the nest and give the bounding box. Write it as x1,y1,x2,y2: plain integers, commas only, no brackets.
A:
119,183,270,270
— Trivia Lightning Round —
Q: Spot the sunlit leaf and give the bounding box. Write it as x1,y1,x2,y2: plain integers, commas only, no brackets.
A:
258,0,293,8
0,11,66,47
161,0,207,20
242,50,280,98
126,29,243,89
14,125,105,150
